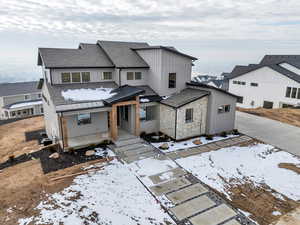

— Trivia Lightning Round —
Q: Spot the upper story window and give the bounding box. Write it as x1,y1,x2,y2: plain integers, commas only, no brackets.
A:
250,82,258,87
71,72,81,83
82,72,90,82
233,80,246,85
185,108,193,123
103,72,113,80
127,72,134,80
135,72,142,80
218,104,231,113
24,94,30,100
169,73,176,88
286,87,300,99
61,72,71,83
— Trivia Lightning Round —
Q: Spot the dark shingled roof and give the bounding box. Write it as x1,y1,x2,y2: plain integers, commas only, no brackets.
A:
97,41,150,68
133,46,197,60
160,88,210,108
38,43,114,68
260,55,300,68
46,82,118,106
0,81,39,97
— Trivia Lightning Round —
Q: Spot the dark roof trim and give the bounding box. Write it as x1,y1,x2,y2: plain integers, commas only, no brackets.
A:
133,46,198,60
160,93,210,109
187,82,238,98
45,66,116,69
116,66,150,69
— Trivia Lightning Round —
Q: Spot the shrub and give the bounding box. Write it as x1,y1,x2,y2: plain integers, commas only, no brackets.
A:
9,155,15,161
232,129,240,135
205,134,213,140
220,131,227,137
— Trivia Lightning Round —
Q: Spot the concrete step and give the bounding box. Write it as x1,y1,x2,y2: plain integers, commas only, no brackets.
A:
122,146,154,157
123,151,157,163
114,137,142,147
114,142,148,152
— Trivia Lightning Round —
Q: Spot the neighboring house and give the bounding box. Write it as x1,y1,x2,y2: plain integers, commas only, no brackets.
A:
0,81,43,120
227,55,300,108
192,74,217,83
37,40,237,150
192,74,227,90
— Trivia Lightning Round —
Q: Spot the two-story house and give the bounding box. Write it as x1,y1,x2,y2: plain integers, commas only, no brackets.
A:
37,40,237,150
0,81,43,120
227,55,300,108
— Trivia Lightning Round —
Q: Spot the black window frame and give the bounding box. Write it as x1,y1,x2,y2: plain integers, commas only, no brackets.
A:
71,72,81,83
286,87,292,98
82,72,90,83
185,108,193,123
168,73,176,88
140,106,156,121
77,113,92,126
135,72,142,80
291,87,297,98
103,72,113,80
250,82,258,87
127,72,134,80
237,96,243,103
297,88,300,99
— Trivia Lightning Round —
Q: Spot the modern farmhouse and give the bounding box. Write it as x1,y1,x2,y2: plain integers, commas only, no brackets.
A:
227,55,300,108
0,81,43,120
37,41,237,150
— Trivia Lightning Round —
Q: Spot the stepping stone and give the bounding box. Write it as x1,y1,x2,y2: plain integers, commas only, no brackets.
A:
149,168,186,184
170,195,215,220
223,219,241,225
189,204,237,225
166,183,208,204
150,178,191,196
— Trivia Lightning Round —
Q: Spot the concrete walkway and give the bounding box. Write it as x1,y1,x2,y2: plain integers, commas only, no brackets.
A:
236,111,300,157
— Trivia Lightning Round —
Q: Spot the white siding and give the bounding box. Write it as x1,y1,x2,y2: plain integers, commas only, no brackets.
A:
229,66,300,108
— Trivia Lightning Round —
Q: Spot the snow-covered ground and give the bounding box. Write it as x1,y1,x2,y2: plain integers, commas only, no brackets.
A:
151,135,237,152
176,143,300,201
62,88,116,101
19,159,174,225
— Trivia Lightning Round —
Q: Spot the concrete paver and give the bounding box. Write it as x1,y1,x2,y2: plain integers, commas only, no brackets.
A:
166,183,208,204
150,177,191,196
189,204,236,225
236,111,300,156
149,167,186,184
170,195,215,220
223,219,241,225
123,151,156,163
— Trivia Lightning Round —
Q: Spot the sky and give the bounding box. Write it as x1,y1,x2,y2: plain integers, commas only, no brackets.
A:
0,0,300,82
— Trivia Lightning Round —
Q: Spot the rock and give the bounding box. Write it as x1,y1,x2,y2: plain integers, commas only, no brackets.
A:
85,150,95,156
49,152,60,159
159,143,169,150
192,139,202,145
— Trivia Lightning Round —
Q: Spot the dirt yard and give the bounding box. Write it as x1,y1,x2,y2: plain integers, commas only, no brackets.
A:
0,158,109,225
0,116,44,163
237,107,300,127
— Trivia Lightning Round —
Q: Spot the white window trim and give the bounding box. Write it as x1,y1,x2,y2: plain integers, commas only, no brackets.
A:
102,71,113,80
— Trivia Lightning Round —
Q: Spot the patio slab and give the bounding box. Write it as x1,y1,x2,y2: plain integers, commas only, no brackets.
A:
170,195,215,220
150,177,191,196
223,219,241,225
166,183,208,204
149,167,186,184
189,204,237,225
123,151,156,163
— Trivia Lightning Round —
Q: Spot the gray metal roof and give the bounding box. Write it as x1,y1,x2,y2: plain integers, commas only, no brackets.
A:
97,41,150,68
187,82,238,98
104,85,145,104
260,55,300,68
0,81,39,97
38,44,114,68
133,46,197,60
136,85,158,96
161,88,210,108
46,82,118,106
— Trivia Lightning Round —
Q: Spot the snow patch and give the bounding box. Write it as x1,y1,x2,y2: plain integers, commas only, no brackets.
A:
9,100,43,109
61,88,116,102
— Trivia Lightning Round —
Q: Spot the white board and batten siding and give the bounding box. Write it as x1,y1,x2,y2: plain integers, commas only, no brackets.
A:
229,66,300,108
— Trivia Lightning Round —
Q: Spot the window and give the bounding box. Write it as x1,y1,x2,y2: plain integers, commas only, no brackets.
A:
291,87,297,98
185,108,193,123
237,96,243,103
286,87,292,97
169,73,176,88
234,80,246,85
61,72,71,83
298,88,300,99
77,113,91,125
103,72,112,80
41,107,44,113
71,72,81,83
127,72,134,80
233,81,238,84
82,72,90,82
251,82,258,87
12,111,16,116
38,93,42,98
218,105,231,113
140,106,156,121
24,95,30,100
135,72,142,80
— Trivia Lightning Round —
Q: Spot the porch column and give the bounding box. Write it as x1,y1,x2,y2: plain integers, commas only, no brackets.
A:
135,96,140,136
110,104,118,141
61,116,69,148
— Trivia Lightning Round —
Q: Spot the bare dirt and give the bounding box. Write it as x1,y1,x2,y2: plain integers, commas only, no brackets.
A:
278,163,300,175
0,116,45,163
237,107,300,127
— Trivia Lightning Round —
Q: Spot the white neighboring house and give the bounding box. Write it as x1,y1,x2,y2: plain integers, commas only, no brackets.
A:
0,81,44,120
228,55,300,108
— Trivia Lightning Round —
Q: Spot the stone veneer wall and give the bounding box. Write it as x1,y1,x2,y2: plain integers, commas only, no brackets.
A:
159,104,176,139
176,96,208,140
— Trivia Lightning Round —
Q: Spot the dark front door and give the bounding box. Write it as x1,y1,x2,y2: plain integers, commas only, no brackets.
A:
263,101,273,109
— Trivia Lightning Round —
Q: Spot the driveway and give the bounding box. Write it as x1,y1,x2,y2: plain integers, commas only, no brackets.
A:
236,111,300,157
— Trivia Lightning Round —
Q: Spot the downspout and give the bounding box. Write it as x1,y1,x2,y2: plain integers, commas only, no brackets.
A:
59,112,64,150
174,108,177,140
119,68,122,86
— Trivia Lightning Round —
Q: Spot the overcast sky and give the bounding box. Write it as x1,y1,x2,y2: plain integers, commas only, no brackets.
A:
0,0,300,82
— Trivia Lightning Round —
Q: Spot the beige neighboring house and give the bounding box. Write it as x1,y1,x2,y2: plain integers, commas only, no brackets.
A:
0,81,43,120
37,40,237,150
